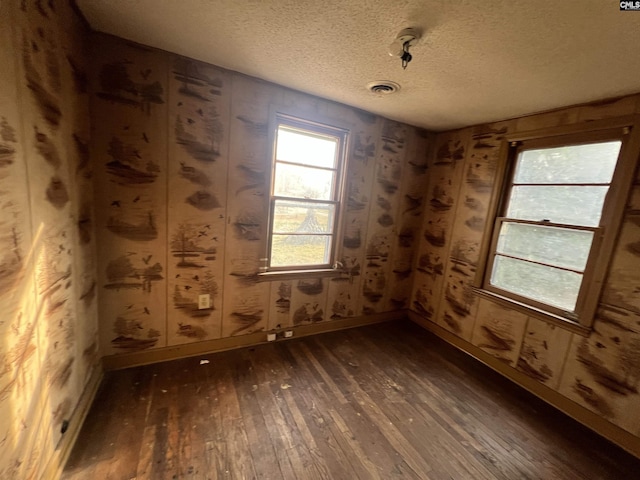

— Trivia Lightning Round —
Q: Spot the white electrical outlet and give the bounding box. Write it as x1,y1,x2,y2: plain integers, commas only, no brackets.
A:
284,330,293,338
198,294,211,310
267,333,277,342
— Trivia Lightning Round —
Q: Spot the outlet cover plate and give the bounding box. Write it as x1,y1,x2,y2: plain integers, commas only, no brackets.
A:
198,294,211,310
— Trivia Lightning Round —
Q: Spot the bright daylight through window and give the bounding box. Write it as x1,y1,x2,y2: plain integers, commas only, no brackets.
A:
483,133,625,325
266,115,348,272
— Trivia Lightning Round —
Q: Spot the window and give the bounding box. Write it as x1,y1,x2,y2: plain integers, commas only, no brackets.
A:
263,113,348,273
480,122,638,330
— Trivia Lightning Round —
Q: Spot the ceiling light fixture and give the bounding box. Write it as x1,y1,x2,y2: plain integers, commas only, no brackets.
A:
388,28,420,70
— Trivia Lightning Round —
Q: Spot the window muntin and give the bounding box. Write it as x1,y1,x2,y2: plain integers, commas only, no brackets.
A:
484,136,623,320
266,116,348,271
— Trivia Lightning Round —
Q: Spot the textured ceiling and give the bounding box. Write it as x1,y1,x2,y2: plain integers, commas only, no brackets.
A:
76,0,640,131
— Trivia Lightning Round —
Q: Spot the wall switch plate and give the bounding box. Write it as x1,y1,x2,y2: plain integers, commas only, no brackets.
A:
284,330,293,338
198,294,211,310
267,333,277,342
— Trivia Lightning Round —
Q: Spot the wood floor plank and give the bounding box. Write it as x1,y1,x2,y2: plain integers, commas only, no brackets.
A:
292,342,415,479
280,385,360,480
248,349,301,448
232,354,283,480
325,408,384,480
105,369,156,480
327,331,494,478
353,329,569,479
63,320,640,480
214,367,258,480
244,350,303,480
305,338,436,478
333,401,422,480
135,424,156,478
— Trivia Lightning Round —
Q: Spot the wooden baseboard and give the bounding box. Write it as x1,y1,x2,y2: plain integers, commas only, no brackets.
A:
42,365,103,480
103,310,405,371
407,310,640,459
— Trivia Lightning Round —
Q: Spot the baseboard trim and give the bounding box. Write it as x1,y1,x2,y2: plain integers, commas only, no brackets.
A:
43,365,103,480
103,310,404,371
407,310,640,459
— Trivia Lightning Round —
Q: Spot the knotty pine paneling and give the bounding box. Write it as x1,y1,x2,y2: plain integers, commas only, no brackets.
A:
221,75,279,337
558,306,640,436
0,1,99,477
360,119,409,315
91,36,169,355
326,111,380,320
411,129,469,323
386,128,431,311
411,93,640,443
90,34,431,353
516,317,572,390
436,121,513,341
166,57,231,345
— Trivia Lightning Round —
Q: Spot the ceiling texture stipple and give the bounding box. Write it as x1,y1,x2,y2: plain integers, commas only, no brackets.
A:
77,0,640,131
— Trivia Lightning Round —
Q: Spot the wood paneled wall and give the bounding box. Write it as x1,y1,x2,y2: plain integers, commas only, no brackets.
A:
0,1,99,478
89,33,432,359
3,3,639,473
411,95,640,441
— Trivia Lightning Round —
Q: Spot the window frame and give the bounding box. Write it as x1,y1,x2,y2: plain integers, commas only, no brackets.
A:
260,110,350,277
474,115,640,333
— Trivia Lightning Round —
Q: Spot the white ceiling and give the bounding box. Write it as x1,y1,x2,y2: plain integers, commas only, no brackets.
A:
76,0,640,131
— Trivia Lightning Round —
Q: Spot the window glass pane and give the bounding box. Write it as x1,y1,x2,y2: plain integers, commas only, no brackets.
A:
273,163,335,200
276,127,338,168
270,234,332,267
507,185,608,227
496,222,593,271
514,141,621,184
273,200,335,234
491,255,581,311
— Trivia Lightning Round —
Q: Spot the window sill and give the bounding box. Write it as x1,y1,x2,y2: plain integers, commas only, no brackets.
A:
258,268,345,282
471,287,592,337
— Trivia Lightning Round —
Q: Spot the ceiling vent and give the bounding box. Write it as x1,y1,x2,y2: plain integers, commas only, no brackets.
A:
367,81,400,95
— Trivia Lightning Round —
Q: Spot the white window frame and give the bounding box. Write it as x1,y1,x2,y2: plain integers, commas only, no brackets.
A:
260,110,349,278
475,116,640,333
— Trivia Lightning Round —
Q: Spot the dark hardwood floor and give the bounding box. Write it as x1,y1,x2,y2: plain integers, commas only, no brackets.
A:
62,320,640,480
